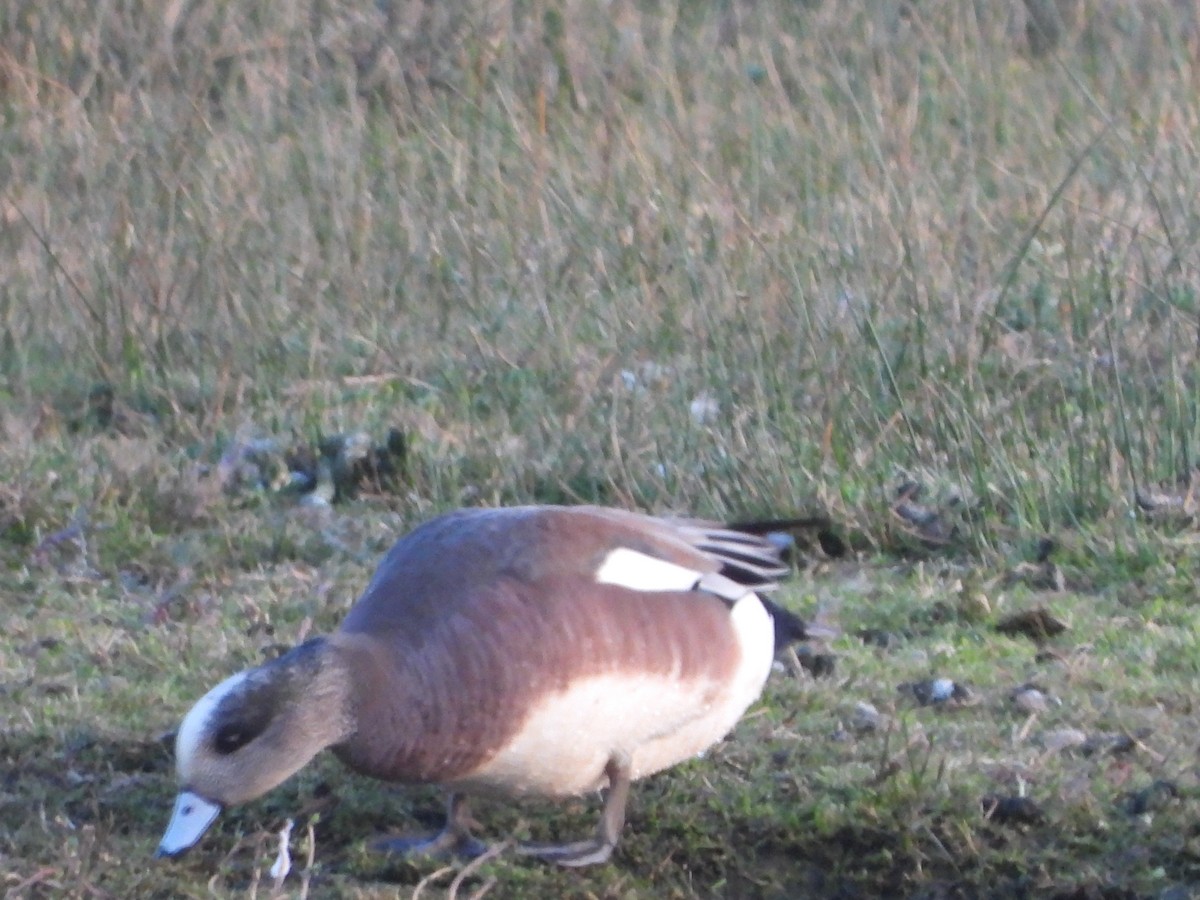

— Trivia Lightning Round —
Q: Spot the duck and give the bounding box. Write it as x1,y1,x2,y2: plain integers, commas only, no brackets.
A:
155,505,830,867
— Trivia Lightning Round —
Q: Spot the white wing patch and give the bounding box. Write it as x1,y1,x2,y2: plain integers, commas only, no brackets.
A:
694,570,753,603
595,547,702,593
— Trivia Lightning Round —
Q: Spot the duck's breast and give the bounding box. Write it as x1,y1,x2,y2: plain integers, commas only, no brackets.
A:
452,590,775,797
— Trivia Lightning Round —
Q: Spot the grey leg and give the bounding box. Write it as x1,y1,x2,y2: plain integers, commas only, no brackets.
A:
518,752,632,867
371,793,489,860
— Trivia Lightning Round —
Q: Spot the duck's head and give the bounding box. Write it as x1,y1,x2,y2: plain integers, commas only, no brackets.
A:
156,638,353,857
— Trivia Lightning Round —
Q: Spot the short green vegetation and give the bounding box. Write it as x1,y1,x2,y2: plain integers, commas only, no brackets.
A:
4,1,1200,896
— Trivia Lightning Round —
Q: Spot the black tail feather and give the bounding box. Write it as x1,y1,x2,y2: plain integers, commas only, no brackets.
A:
761,598,838,653
729,516,832,535
729,515,848,562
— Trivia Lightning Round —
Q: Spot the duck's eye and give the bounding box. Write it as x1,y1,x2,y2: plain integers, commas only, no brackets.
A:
213,724,255,754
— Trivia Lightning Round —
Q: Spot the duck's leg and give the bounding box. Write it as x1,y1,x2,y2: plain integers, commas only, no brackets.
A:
371,793,488,859
519,752,632,867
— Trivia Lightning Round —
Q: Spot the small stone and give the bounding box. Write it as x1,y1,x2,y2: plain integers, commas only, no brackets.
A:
1041,728,1088,754
792,645,837,678
689,392,720,425
851,701,884,732
856,628,901,649
1010,683,1057,714
901,678,972,706
1081,730,1150,757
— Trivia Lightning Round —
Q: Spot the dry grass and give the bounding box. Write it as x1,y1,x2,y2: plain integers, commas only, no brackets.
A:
4,1,1200,897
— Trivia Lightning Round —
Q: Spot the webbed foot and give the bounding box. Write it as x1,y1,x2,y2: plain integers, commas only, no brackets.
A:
517,751,632,869
517,836,615,867
371,793,488,860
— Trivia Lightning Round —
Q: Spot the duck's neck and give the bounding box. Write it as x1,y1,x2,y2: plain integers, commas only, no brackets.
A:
276,637,357,751
324,630,462,782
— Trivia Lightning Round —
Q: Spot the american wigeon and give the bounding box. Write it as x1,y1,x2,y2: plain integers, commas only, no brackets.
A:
156,505,829,867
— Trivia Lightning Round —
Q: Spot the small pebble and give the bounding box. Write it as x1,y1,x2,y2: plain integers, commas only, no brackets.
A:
1040,728,1087,754
1010,684,1057,714
851,701,884,732
857,628,901,649
901,678,972,706
689,392,720,425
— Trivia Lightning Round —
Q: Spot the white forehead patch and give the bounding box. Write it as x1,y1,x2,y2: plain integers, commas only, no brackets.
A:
174,670,250,779
594,547,702,593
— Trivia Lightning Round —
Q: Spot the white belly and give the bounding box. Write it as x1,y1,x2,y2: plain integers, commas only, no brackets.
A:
456,594,776,796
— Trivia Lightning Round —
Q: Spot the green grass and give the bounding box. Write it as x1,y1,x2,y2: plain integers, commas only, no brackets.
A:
5,0,1200,896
